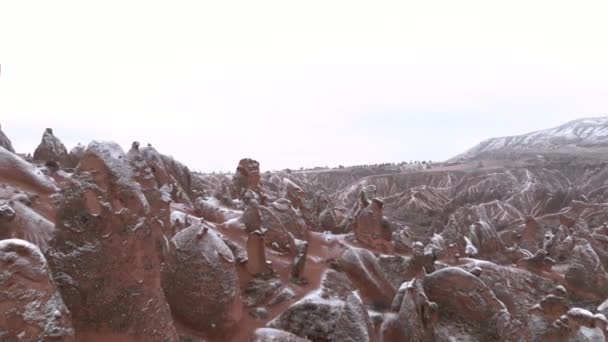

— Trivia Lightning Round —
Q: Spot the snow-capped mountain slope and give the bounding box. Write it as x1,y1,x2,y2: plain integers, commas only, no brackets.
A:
453,116,608,161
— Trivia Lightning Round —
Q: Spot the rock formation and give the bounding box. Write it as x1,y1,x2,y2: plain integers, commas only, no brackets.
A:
0,239,74,341
233,158,262,200
0,123,14,153
269,270,374,342
46,141,179,341
33,128,69,165
354,197,392,251
162,224,242,338
3,117,608,340
247,230,271,275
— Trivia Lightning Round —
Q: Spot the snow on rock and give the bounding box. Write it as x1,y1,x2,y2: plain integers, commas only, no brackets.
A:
0,146,58,193
0,239,74,341
232,158,263,200
162,223,242,339
423,267,524,340
46,144,179,341
0,198,55,252
339,247,396,310
268,270,374,342
453,116,608,160
251,328,311,342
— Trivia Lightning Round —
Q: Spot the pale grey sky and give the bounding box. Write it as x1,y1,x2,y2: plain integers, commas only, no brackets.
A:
1,1,607,172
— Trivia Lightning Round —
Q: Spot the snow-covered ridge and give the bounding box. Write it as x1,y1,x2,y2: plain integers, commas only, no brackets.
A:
453,116,608,160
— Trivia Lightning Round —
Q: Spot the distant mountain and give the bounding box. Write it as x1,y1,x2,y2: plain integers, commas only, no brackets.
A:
452,116,608,161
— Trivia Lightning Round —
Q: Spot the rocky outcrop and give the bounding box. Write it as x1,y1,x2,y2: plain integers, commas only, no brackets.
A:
65,143,85,169
33,128,69,165
423,267,523,341
268,199,308,241
354,198,392,251
0,123,14,153
521,216,543,253
242,199,262,233
233,158,263,200
259,205,294,253
380,279,437,341
0,196,55,252
269,270,374,342
0,146,58,194
290,238,308,282
127,142,194,205
565,237,608,297
0,239,74,341
162,224,242,338
247,230,272,275
339,247,396,309
46,141,179,341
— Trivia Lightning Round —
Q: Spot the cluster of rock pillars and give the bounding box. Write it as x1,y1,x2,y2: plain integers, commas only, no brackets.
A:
1,125,608,341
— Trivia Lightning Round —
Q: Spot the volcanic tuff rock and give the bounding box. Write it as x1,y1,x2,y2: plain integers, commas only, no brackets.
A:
33,128,69,165
162,224,242,337
0,239,74,341
46,141,179,341
268,270,374,342
233,158,263,200
4,118,608,340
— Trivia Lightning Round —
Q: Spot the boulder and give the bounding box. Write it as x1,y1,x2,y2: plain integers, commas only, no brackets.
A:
162,224,242,338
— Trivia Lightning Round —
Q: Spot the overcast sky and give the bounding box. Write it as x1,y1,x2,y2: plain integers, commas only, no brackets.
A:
1,1,607,172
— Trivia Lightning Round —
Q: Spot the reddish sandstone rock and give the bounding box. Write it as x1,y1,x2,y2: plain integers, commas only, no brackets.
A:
0,123,14,153
0,239,74,341
162,224,242,338
247,230,272,275
33,128,69,165
46,141,179,341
